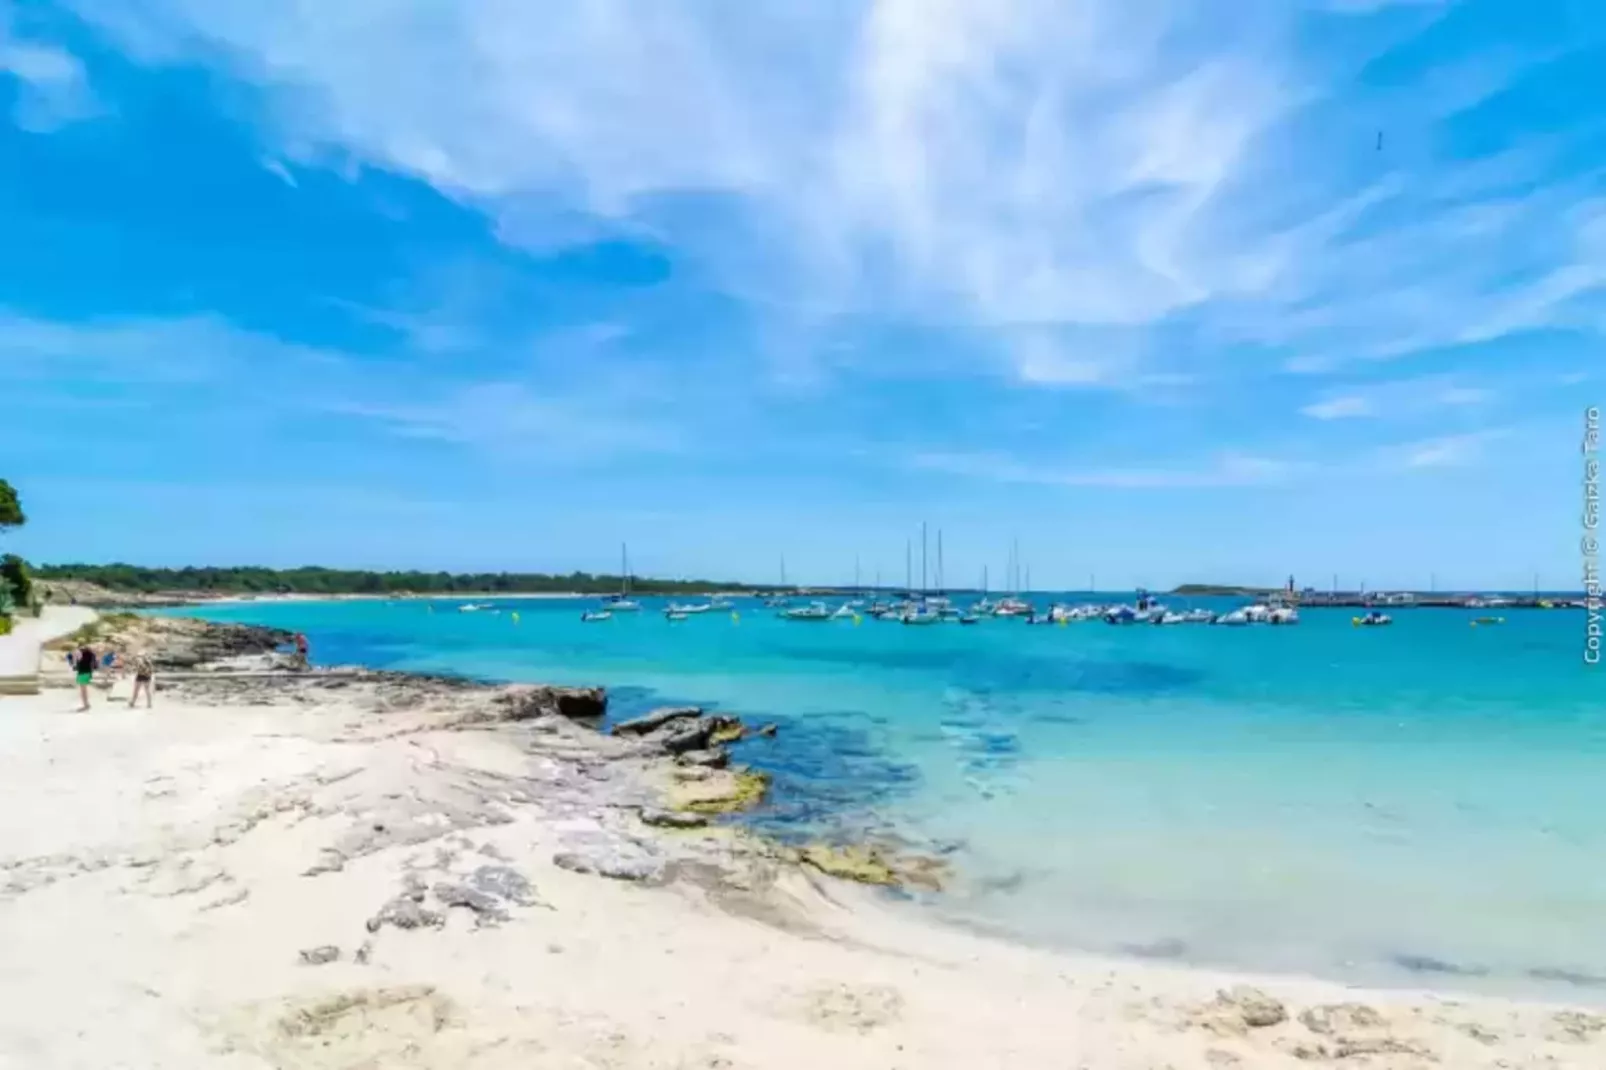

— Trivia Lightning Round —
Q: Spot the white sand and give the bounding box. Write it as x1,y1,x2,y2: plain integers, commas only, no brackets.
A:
2,680,1603,1068
0,606,97,680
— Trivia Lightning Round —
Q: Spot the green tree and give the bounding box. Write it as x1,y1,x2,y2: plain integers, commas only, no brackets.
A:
0,479,23,533
1,554,33,608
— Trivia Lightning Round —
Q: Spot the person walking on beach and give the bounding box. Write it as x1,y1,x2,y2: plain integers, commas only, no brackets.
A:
126,650,154,709
71,644,97,711
293,632,310,670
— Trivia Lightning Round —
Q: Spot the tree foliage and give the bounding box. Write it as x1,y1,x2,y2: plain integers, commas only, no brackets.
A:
0,480,23,532
0,554,31,608
32,563,756,596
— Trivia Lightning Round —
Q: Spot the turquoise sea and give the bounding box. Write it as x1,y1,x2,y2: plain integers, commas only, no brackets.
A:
161,595,1605,1000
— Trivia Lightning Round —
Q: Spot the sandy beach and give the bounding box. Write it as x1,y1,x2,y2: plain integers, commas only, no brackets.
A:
1,617,1601,1069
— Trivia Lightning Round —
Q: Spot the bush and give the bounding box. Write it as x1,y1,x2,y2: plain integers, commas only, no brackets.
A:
0,615,12,637
1,555,31,608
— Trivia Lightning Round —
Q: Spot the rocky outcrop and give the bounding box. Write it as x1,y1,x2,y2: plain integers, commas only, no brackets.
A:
675,748,729,769
666,768,770,815
469,685,606,724
1216,987,1288,1029
612,707,702,735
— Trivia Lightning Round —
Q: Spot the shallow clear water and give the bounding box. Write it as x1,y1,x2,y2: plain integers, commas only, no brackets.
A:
160,595,1606,999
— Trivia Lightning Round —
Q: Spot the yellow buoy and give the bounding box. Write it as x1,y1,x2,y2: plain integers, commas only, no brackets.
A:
731,611,740,624
511,612,520,624
853,615,862,625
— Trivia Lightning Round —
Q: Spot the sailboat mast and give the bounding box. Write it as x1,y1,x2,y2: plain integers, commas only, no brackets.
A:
937,529,944,593
620,543,630,596
905,541,912,593
920,523,928,595
983,565,988,595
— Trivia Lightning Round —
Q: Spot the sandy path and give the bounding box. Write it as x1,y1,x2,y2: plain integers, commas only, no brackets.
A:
1,680,1603,1069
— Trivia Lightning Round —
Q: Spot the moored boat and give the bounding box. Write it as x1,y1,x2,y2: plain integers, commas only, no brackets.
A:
781,601,833,621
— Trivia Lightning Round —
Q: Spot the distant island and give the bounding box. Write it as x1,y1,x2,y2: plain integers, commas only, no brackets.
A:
32,563,761,598
1169,584,1278,597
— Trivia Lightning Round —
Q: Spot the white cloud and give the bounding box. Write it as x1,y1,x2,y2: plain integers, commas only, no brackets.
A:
330,380,681,461
1302,395,1374,420
1299,375,1495,420
64,0,1606,393
0,21,101,131
1386,429,1508,470
911,448,1296,489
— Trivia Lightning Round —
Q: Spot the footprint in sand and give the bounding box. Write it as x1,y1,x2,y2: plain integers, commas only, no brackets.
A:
793,983,905,1035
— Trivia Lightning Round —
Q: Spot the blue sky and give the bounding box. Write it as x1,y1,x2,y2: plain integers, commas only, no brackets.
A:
1,0,1601,590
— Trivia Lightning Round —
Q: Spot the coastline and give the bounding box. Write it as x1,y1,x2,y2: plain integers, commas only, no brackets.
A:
1,613,1602,1067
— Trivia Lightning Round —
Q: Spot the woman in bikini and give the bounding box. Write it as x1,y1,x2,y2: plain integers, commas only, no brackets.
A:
127,650,155,709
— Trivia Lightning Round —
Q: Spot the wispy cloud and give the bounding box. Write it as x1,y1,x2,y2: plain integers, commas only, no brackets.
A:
1302,395,1375,420
1299,374,1495,421
1380,428,1509,470
331,381,681,462
0,15,100,131
910,448,1296,489
76,0,1606,395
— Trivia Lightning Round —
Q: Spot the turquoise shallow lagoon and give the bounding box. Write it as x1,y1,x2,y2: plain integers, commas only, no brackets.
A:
161,595,1605,1000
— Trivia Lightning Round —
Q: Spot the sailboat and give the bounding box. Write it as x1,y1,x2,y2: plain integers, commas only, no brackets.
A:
762,556,792,608
604,544,642,611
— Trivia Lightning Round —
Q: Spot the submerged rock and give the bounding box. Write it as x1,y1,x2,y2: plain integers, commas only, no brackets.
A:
298,945,341,966
797,843,949,891
799,844,899,886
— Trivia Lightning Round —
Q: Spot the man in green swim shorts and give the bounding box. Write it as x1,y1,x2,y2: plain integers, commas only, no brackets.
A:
71,644,97,711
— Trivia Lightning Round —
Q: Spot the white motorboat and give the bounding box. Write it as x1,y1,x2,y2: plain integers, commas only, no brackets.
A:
457,602,494,613
1213,608,1252,626
665,602,713,616
665,610,690,622
1178,608,1216,623
1154,611,1189,625
832,603,858,619
781,601,833,621
993,598,1033,617
581,610,612,622
1268,606,1300,625
1103,605,1139,624
1353,611,1393,627
901,607,944,625
1244,604,1274,623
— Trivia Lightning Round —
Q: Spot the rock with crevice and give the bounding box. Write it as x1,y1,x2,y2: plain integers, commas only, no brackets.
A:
1216,987,1287,1029
676,748,729,769
298,945,341,966
640,808,710,829
366,895,445,933
553,838,665,883
612,707,702,736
